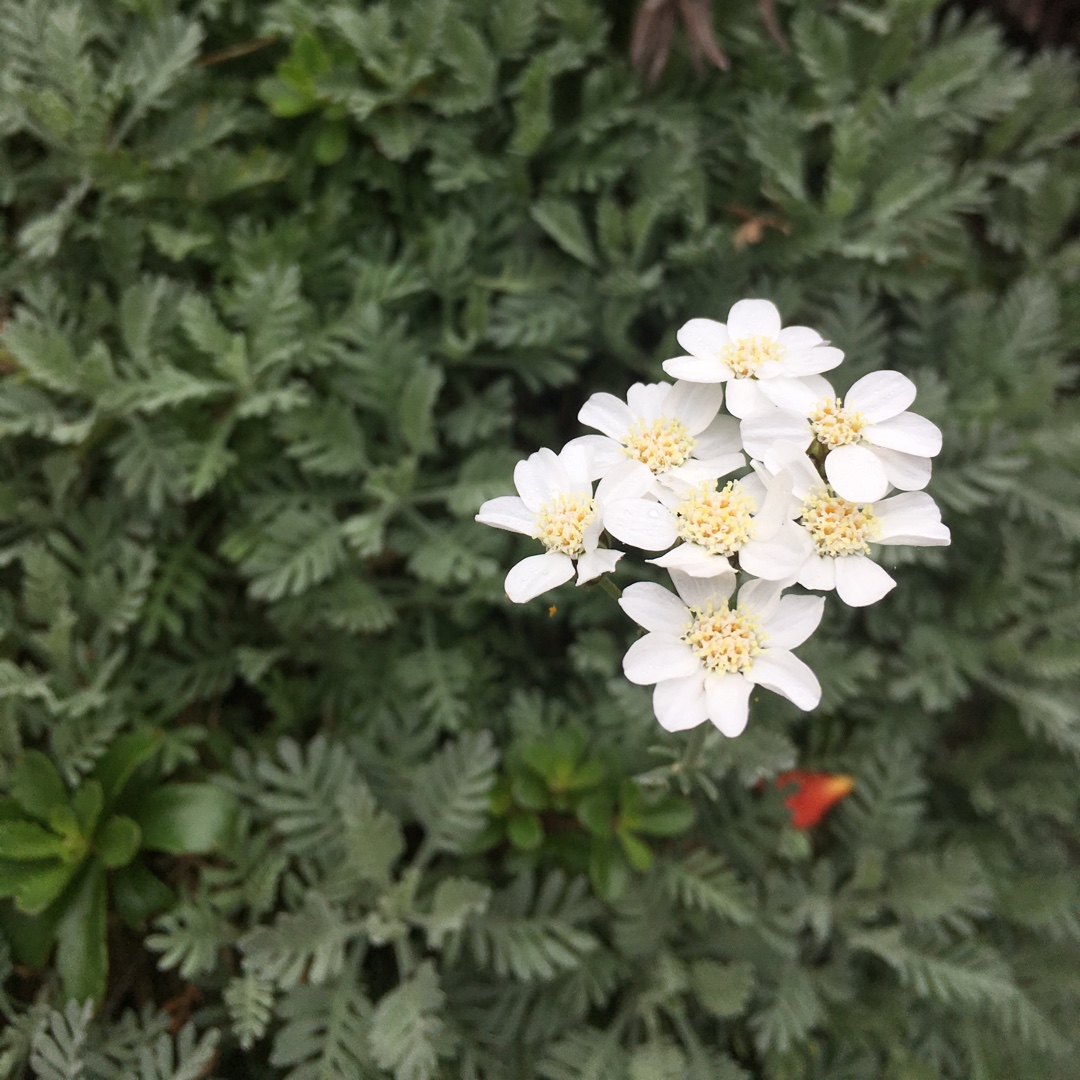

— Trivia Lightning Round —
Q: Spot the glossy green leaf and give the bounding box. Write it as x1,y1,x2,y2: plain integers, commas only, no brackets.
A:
92,729,162,808
576,790,614,838
507,811,543,851
0,820,64,860
8,751,67,822
510,768,549,811
96,815,141,869
71,781,104,836
634,798,696,838
589,839,630,904
12,858,79,915
134,783,237,854
313,120,348,166
617,829,654,872
55,861,108,1004
112,861,175,927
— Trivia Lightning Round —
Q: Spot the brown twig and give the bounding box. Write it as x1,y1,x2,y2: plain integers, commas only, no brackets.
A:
197,35,278,68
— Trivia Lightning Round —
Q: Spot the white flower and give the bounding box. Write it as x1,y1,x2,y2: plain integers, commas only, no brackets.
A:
569,380,744,493
619,572,824,737
603,467,811,581
761,443,951,607
662,299,843,419
477,444,654,603
740,370,943,503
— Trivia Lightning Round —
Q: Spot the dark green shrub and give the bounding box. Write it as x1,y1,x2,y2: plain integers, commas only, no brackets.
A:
0,0,1078,1077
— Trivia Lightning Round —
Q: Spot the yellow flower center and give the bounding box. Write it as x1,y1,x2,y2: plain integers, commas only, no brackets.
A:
534,492,596,557
721,336,785,379
800,488,879,557
676,481,757,556
623,417,695,474
810,396,866,448
683,601,765,674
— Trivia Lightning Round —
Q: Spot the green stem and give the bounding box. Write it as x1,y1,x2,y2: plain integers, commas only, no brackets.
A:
597,575,623,600
680,725,708,772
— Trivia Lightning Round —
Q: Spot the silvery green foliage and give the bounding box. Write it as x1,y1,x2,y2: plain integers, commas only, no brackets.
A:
1,0,1079,1078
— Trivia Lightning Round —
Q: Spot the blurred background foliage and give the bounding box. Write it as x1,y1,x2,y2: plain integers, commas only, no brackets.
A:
0,0,1078,1077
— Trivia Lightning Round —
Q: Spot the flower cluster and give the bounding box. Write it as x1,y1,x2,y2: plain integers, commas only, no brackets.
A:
478,300,950,738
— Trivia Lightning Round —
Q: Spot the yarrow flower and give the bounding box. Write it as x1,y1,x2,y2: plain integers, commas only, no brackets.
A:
761,443,951,607
603,468,811,581
740,370,943,503
662,299,843,420
570,380,743,492
477,295,951,741
619,572,824,737
476,445,654,603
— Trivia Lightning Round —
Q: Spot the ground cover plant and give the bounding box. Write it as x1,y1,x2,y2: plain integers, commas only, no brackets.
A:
0,0,1078,1077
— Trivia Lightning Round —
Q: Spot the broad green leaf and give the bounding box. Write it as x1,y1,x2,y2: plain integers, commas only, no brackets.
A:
633,798,695,837
134,783,237,854
55,862,108,1004
510,768,550,811
13,859,79,916
617,830,653,872
9,751,67,822
576,790,614,838
111,861,175,927
71,781,105,837
589,839,630,904
96,815,141,869
91,729,163,808
507,811,544,851
0,821,65,861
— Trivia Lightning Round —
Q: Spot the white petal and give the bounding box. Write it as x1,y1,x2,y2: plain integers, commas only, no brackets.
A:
748,650,821,710
750,470,794,539
762,594,824,649
692,415,744,458
623,633,699,685
665,380,724,435
875,491,951,546
676,317,730,357
824,444,890,503
759,373,832,411
845,370,916,422
738,527,812,581
563,435,626,479
797,553,836,590
559,440,594,491
653,675,708,732
874,446,932,491
513,449,556,511
863,412,942,457
665,454,744,487
725,379,773,419
504,551,575,603
595,459,655,505
727,299,781,341
703,673,753,737
475,496,536,536
779,344,844,376
662,355,729,383
740,412,810,462
576,548,622,584
579,392,634,440
604,498,678,550
761,443,821,497
649,543,735,579
735,577,783,622
626,382,670,421
619,581,692,634
834,555,895,607
670,568,735,611
777,326,824,350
